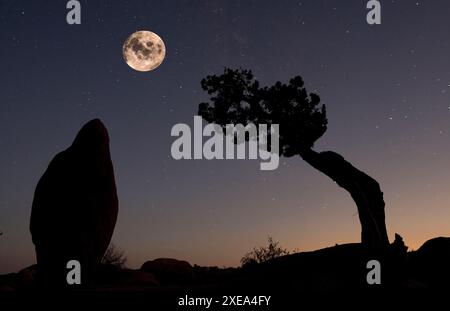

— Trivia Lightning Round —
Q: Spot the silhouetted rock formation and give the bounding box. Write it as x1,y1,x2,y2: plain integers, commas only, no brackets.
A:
94,264,160,287
390,233,408,259
118,269,159,287
0,265,37,292
409,237,450,287
300,149,389,250
141,258,193,285
30,119,118,285
2,237,450,307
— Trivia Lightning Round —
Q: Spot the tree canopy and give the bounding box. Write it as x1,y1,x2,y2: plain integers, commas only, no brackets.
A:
198,68,328,156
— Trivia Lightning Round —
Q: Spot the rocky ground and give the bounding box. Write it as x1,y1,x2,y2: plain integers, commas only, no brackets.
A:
1,237,449,308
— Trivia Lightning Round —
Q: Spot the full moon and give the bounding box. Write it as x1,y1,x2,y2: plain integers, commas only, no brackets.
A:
122,30,166,72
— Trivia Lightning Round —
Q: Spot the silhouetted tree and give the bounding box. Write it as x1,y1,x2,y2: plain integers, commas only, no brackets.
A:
199,68,389,250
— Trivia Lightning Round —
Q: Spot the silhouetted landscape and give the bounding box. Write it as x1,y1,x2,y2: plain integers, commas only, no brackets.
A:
2,69,450,308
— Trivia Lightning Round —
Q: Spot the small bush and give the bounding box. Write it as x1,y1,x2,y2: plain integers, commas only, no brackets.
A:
102,243,127,268
241,237,289,266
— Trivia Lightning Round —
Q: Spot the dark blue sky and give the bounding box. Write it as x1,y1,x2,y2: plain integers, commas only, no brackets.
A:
1,0,450,273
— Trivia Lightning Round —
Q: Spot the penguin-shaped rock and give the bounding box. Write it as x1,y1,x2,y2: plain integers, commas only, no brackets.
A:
30,119,118,286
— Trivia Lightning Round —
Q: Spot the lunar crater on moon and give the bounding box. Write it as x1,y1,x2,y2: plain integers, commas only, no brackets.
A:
123,31,166,72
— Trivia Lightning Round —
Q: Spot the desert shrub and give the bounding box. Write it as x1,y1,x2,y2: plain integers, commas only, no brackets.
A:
102,243,127,268
241,237,289,266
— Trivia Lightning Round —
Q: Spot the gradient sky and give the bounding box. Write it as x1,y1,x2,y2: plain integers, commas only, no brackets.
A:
1,0,450,273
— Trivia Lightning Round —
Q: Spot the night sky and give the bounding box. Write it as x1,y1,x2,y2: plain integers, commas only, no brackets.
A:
1,0,450,273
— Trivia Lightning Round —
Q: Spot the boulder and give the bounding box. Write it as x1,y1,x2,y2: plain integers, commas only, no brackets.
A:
0,265,37,291
409,237,450,286
17,265,37,286
30,119,118,285
119,269,159,287
141,258,193,285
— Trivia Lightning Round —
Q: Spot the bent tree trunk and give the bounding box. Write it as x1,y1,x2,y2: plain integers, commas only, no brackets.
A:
299,148,389,251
